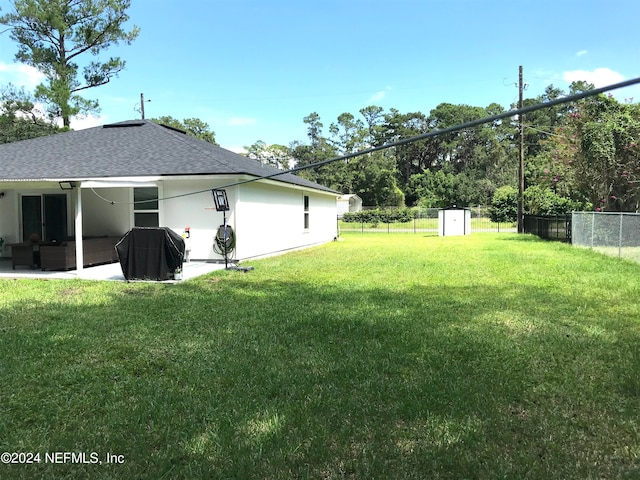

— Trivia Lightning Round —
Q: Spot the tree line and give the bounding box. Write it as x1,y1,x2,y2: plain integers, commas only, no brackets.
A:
247,82,640,214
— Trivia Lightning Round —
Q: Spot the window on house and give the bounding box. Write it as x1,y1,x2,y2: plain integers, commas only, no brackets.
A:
134,187,159,227
303,195,310,230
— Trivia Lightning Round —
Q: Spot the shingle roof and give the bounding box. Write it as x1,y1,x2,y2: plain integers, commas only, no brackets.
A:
0,119,336,192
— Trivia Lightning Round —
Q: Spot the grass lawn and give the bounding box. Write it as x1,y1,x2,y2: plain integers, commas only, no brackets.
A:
588,245,640,264
1,233,639,479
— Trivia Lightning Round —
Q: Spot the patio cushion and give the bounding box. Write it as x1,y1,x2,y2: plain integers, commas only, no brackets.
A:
40,237,119,271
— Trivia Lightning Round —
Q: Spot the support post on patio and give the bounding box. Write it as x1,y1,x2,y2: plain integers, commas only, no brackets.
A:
74,185,84,271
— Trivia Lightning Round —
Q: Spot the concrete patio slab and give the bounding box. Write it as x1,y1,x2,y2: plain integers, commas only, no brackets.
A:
0,259,226,282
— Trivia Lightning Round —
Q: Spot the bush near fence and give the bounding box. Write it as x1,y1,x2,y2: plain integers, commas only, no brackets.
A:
342,208,416,226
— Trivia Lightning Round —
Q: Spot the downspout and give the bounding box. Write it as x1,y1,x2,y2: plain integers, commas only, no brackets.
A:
74,185,84,271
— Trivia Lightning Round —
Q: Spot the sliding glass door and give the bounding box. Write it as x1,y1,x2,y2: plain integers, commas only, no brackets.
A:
21,194,68,242
21,196,42,242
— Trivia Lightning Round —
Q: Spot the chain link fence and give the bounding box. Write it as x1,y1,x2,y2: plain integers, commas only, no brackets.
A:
572,212,640,263
338,206,516,234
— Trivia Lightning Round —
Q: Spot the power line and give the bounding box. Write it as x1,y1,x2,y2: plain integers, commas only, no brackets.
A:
90,75,640,206
523,124,573,140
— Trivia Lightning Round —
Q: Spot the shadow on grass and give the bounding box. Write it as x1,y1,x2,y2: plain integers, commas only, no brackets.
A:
494,233,544,242
0,274,639,479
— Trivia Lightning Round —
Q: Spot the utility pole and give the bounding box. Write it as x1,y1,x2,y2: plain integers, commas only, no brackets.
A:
517,66,525,234
140,93,148,120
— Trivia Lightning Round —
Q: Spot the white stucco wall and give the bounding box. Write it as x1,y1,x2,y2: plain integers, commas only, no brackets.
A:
162,178,337,261
0,189,18,256
81,188,131,236
234,181,337,260
161,178,239,261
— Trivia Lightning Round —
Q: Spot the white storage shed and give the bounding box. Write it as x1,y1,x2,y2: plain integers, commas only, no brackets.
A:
438,207,471,236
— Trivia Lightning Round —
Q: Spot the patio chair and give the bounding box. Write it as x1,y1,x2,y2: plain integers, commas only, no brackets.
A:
10,234,41,269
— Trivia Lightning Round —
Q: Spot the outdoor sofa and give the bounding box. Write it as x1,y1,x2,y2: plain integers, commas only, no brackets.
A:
39,236,120,271
9,242,40,269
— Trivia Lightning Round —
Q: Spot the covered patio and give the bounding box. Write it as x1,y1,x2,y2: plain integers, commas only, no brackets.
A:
0,258,226,282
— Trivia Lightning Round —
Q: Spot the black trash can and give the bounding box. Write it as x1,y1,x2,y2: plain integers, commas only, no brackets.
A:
116,227,185,281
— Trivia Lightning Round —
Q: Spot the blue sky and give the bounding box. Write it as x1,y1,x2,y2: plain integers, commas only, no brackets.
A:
1,0,639,151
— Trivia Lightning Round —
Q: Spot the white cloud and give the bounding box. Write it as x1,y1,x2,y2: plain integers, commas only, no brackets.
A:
0,62,45,89
563,67,625,88
369,86,392,103
576,50,588,57
226,146,248,154
69,114,107,130
228,117,256,126
370,90,386,102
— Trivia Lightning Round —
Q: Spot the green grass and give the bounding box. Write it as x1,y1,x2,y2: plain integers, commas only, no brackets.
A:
586,245,640,264
1,233,639,479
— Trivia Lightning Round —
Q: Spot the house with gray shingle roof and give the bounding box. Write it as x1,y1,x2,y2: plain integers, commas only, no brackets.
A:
0,120,338,271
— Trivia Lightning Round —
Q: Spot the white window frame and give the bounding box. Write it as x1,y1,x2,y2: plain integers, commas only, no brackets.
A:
303,194,310,231
132,185,161,227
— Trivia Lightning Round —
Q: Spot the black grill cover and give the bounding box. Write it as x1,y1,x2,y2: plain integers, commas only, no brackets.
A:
116,227,185,281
